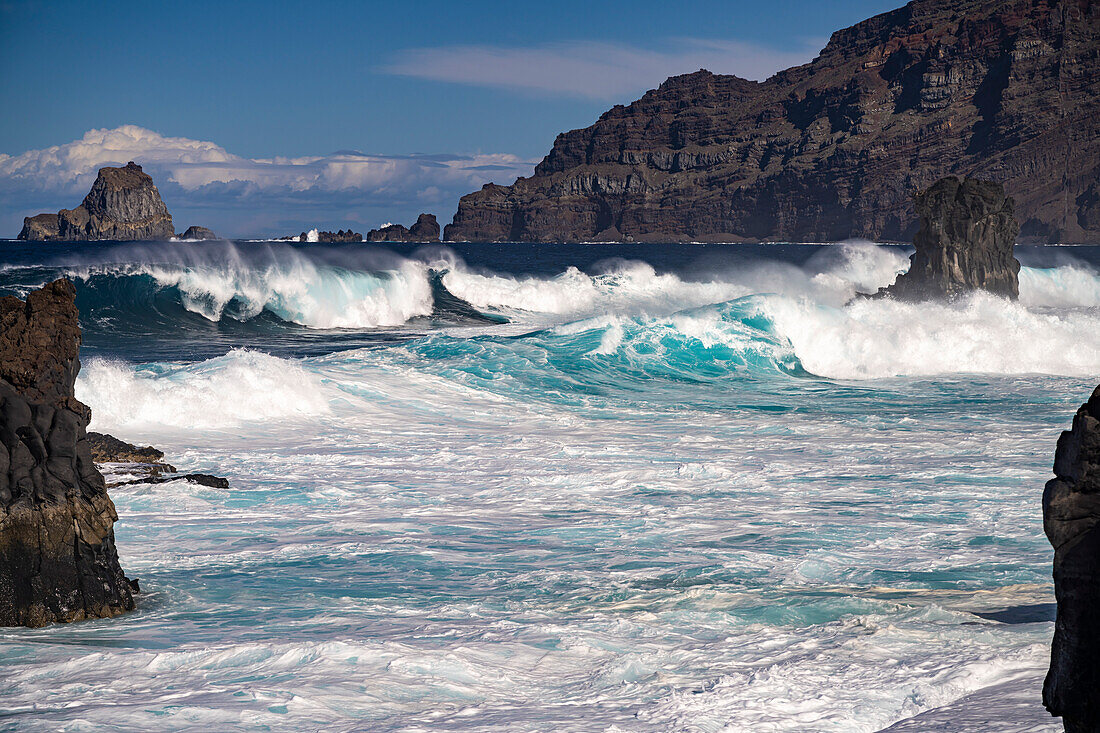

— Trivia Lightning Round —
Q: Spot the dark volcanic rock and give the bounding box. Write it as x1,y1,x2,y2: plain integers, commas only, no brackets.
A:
445,0,1100,244
178,225,217,240
87,431,175,473
18,162,174,241
300,229,363,243
366,223,410,242
0,280,135,627
876,176,1020,300
1044,386,1100,732
18,213,60,241
408,214,441,242
368,214,441,243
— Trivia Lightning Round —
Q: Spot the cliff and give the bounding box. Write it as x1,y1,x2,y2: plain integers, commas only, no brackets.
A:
445,0,1099,244
0,279,135,626
1044,386,1100,732
367,214,440,243
877,176,1020,299
18,162,174,241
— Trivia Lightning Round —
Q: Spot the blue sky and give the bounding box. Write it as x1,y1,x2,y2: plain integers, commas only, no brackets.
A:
0,0,901,237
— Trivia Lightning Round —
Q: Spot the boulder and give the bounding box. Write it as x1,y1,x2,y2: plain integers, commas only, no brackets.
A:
1044,386,1100,732
18,162,174,241
876,177,1021,300
0,280,135,626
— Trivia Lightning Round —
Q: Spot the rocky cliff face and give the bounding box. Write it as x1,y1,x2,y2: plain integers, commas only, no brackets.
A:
0,279,135,626
18,162,174,241
446,0,1099,244
367,214,440,243
1044,386,1100,732
878,176,1020,299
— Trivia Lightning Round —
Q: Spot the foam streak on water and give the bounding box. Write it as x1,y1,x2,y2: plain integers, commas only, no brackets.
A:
0,241,1094,732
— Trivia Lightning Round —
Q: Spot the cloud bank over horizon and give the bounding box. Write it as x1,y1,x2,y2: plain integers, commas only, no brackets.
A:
384,37,821,99
0,125,535,238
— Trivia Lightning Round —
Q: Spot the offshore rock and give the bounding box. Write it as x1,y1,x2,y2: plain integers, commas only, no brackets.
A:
1044,386,1100,732
0,280,135,627
368,214,440,243
299,229,362,243
17,213,60,241
445,0,1100,244
408,214,441,242
877,176,1020,300
178,225,217,240
18,162,174,241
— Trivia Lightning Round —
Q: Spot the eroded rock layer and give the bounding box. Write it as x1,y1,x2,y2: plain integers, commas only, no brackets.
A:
445,0,1100,244
0,280,135,626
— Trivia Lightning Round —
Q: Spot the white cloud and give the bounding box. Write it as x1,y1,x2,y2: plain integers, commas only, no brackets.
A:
0,125,536,237
383,37,819,99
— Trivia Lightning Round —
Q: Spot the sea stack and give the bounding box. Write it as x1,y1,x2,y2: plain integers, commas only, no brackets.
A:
877,177,1021,300
367,213,440,243
1044,386,1100,732
0,279,135,626
178,225,217,240
17,161,174,241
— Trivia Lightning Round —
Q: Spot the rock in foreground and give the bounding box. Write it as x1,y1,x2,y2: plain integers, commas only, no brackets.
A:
0,280,135,626
876,177,1020,300
1044,386,1100,732
18,162,174,241
367,214,440,243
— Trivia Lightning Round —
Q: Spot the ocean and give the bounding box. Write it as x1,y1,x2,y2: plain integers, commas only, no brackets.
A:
0,239,1097,732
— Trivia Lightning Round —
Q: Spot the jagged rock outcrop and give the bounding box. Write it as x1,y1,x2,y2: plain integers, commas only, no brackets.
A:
299,229,362,243
0,280,135,627
18,213,60,241
1044,386,1100,732
368,214,440,242
876,176,1020,299
18,162,174,241
177,225,217,240
409,214,441,242
445,0,1099,244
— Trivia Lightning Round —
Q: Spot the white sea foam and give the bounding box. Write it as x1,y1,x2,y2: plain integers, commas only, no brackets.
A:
79,350,331,431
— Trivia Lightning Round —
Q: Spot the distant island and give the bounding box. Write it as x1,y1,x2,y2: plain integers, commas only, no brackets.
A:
444,0,1099,244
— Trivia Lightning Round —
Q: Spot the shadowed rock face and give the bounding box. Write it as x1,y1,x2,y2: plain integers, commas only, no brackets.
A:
367,214,440,243
18,162,174,241
1044,386,1100,732
0,279,135,627
878,176,1020,299
445,0,1099,244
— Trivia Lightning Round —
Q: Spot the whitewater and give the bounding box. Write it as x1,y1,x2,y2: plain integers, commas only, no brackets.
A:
1,239,1097,732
